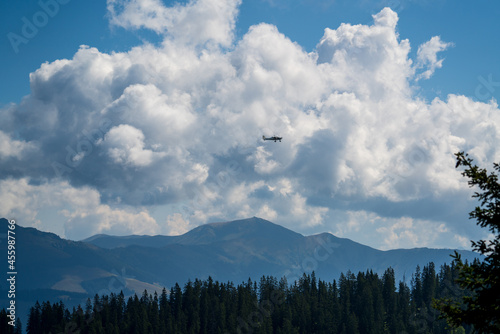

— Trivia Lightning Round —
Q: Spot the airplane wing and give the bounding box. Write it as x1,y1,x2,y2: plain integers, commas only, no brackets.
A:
262,135,282,142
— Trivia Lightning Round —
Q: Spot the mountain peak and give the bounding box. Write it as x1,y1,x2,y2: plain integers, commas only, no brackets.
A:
3,216,481,315
179,217,304,245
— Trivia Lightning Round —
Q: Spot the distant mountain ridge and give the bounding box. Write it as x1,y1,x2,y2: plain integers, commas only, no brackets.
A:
0,217,480,324
82,217,476,285
82,217,304,248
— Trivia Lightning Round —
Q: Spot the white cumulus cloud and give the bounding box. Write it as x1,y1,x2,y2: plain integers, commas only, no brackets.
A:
107,0,241,47
415,36,453,80
103,124,166,167
0,1,496,249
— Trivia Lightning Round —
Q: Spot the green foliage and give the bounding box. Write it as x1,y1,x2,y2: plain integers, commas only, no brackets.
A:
433,152,500,333
22,262,473,334
0,308,20,334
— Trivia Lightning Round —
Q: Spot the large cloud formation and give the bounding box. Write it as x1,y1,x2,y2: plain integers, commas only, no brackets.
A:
1,0,499,249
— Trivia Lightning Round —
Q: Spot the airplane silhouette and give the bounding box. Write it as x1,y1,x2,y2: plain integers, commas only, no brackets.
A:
262,135,282,142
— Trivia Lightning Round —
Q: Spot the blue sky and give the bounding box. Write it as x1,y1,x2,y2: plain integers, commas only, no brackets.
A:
2,0,500,106
1,0,500,250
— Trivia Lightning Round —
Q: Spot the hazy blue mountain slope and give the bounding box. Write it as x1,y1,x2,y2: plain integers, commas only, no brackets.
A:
0,216,480,324
83,217,303,249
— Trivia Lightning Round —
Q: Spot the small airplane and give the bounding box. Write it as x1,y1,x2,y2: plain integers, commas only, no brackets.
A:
262,135,282,142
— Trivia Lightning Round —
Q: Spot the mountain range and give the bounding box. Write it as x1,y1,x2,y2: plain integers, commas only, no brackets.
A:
0,216,480,323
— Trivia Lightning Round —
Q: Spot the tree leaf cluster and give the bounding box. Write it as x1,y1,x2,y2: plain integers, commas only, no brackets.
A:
434,153,500,333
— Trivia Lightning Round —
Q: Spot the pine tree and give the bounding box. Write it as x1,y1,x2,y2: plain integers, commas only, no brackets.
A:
434,152,500,332
16,260,480,334
411,265,423,310
26,301,41,334
14,317,22,334
183,280,200,333
0,309,14,334
382,267,398,332
422,262,437,307
396,280,411,333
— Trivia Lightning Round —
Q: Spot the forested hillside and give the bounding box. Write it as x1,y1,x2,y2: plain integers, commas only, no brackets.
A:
3,261,474,334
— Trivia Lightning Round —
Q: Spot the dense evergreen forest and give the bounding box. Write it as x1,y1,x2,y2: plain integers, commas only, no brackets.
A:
3,261,474,334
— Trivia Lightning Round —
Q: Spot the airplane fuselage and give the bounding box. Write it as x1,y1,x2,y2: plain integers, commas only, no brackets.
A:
262,135,282,142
